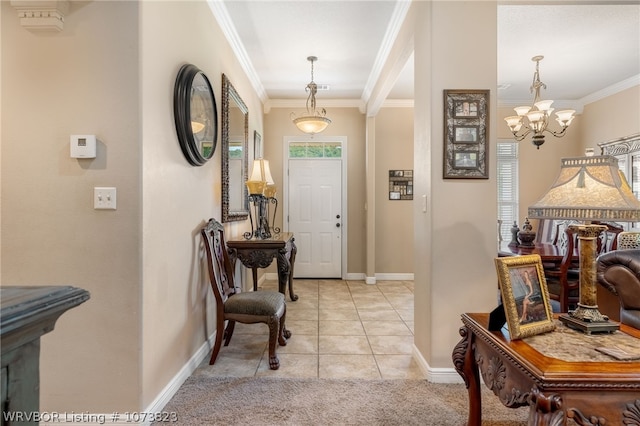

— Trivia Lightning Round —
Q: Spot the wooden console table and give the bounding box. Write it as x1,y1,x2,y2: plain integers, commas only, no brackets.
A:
453,312,640,426
1,286,90,421
226,233,298,301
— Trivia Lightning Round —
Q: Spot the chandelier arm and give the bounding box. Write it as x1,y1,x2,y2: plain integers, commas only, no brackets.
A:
544,127,569,138
512,128,532,142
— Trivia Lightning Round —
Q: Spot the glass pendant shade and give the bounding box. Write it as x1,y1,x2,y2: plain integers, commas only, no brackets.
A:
293,116,331,134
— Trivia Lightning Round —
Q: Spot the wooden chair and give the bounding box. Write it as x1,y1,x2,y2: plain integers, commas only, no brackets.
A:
200,218,289,370
595,221,623,254
545,227,580,312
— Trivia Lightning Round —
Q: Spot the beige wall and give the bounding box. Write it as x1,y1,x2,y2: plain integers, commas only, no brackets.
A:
1,1,141,410
263,107,367,275
580,85,640,151
1,0,262,412
375,108,414,274
140,0,263,408
413,1,499,368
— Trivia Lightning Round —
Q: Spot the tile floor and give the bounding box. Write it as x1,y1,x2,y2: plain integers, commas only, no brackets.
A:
194,279,426,380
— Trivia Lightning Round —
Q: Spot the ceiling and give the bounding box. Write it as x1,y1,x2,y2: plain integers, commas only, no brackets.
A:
212,1,640,110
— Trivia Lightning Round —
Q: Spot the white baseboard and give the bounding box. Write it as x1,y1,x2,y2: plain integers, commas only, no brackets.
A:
268,273,413,283
375,273,414,281
412,344,464,384
141,334,215,421
345,272,366,280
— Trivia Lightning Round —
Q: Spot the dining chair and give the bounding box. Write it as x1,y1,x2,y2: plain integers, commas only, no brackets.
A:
200,218,289,370
544,227,580,312
618,231,640,250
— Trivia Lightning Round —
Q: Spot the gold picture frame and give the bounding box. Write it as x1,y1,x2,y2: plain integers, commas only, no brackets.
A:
494,254,556,339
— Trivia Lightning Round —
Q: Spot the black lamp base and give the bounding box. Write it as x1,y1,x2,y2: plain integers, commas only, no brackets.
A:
559,313,620,335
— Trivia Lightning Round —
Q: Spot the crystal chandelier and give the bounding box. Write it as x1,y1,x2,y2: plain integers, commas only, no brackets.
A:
291,56,331,135
504,55,576,149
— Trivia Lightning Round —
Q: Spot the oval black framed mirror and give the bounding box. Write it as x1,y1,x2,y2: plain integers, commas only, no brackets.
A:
221,74,249,222
174,64,218,166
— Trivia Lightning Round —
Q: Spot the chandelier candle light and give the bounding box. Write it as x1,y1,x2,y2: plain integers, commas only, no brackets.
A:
504,55,576,149
528,155,640,333
291,56,331,135
244,158,279,240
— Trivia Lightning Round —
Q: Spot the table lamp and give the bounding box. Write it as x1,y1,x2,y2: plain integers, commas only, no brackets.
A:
528,155,640,333
244,158,279,240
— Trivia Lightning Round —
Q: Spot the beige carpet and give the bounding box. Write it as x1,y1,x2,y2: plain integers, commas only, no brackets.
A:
158,376,529,425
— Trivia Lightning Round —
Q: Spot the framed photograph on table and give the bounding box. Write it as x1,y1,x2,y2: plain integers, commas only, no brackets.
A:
494,254,556,339
443,90,489,179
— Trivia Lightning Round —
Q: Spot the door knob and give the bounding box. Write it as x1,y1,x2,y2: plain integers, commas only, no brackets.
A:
336,223,341,228
336,214,341,219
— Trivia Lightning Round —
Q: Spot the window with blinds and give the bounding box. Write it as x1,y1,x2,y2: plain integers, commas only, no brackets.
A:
497,140,519,242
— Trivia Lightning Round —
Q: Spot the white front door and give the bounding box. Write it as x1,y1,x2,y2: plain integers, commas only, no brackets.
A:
288,158,342,278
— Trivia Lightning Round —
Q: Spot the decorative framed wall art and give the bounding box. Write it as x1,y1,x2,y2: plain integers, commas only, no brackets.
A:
443,90,489,179
494,254,556,339
388,170,413,200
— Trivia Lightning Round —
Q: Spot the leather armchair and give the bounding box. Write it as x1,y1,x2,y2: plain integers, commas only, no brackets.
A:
596,249,640,329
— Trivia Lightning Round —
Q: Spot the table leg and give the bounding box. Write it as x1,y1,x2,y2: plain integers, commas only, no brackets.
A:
288,239,298,301
276,246,298,302
452,325,481,426
251,268,258,292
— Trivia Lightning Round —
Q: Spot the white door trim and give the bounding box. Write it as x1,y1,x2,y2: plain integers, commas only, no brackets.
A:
283,135,348,279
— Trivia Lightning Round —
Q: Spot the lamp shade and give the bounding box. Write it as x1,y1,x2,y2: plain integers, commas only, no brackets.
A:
528,155,640,222
246,158,276,196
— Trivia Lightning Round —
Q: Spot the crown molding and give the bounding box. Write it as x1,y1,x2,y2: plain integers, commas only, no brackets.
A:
10,0,69,32
264,99,364,114
361,0,412,104
207,0,267,103
579,74,639,106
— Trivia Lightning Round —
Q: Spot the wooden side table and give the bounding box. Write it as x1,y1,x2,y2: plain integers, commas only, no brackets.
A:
226,233,298,301
452,312,640,425
1,286,90,421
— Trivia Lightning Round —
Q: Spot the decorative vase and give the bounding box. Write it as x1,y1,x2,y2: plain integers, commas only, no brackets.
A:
518,218,536,247
509,221,520,247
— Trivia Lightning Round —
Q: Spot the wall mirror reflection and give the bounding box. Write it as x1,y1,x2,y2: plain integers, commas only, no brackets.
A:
221,74,249,222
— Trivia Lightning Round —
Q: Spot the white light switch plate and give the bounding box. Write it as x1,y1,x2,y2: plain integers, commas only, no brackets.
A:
94,187,117,210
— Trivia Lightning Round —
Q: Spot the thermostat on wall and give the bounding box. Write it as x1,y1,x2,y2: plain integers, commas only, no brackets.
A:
70,134,96,158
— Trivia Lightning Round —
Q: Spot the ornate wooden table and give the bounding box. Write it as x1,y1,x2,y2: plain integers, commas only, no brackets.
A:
453,313,640,426
226,233,298,301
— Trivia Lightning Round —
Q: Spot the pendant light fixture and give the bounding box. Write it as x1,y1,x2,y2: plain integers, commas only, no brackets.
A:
291,56,331,135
